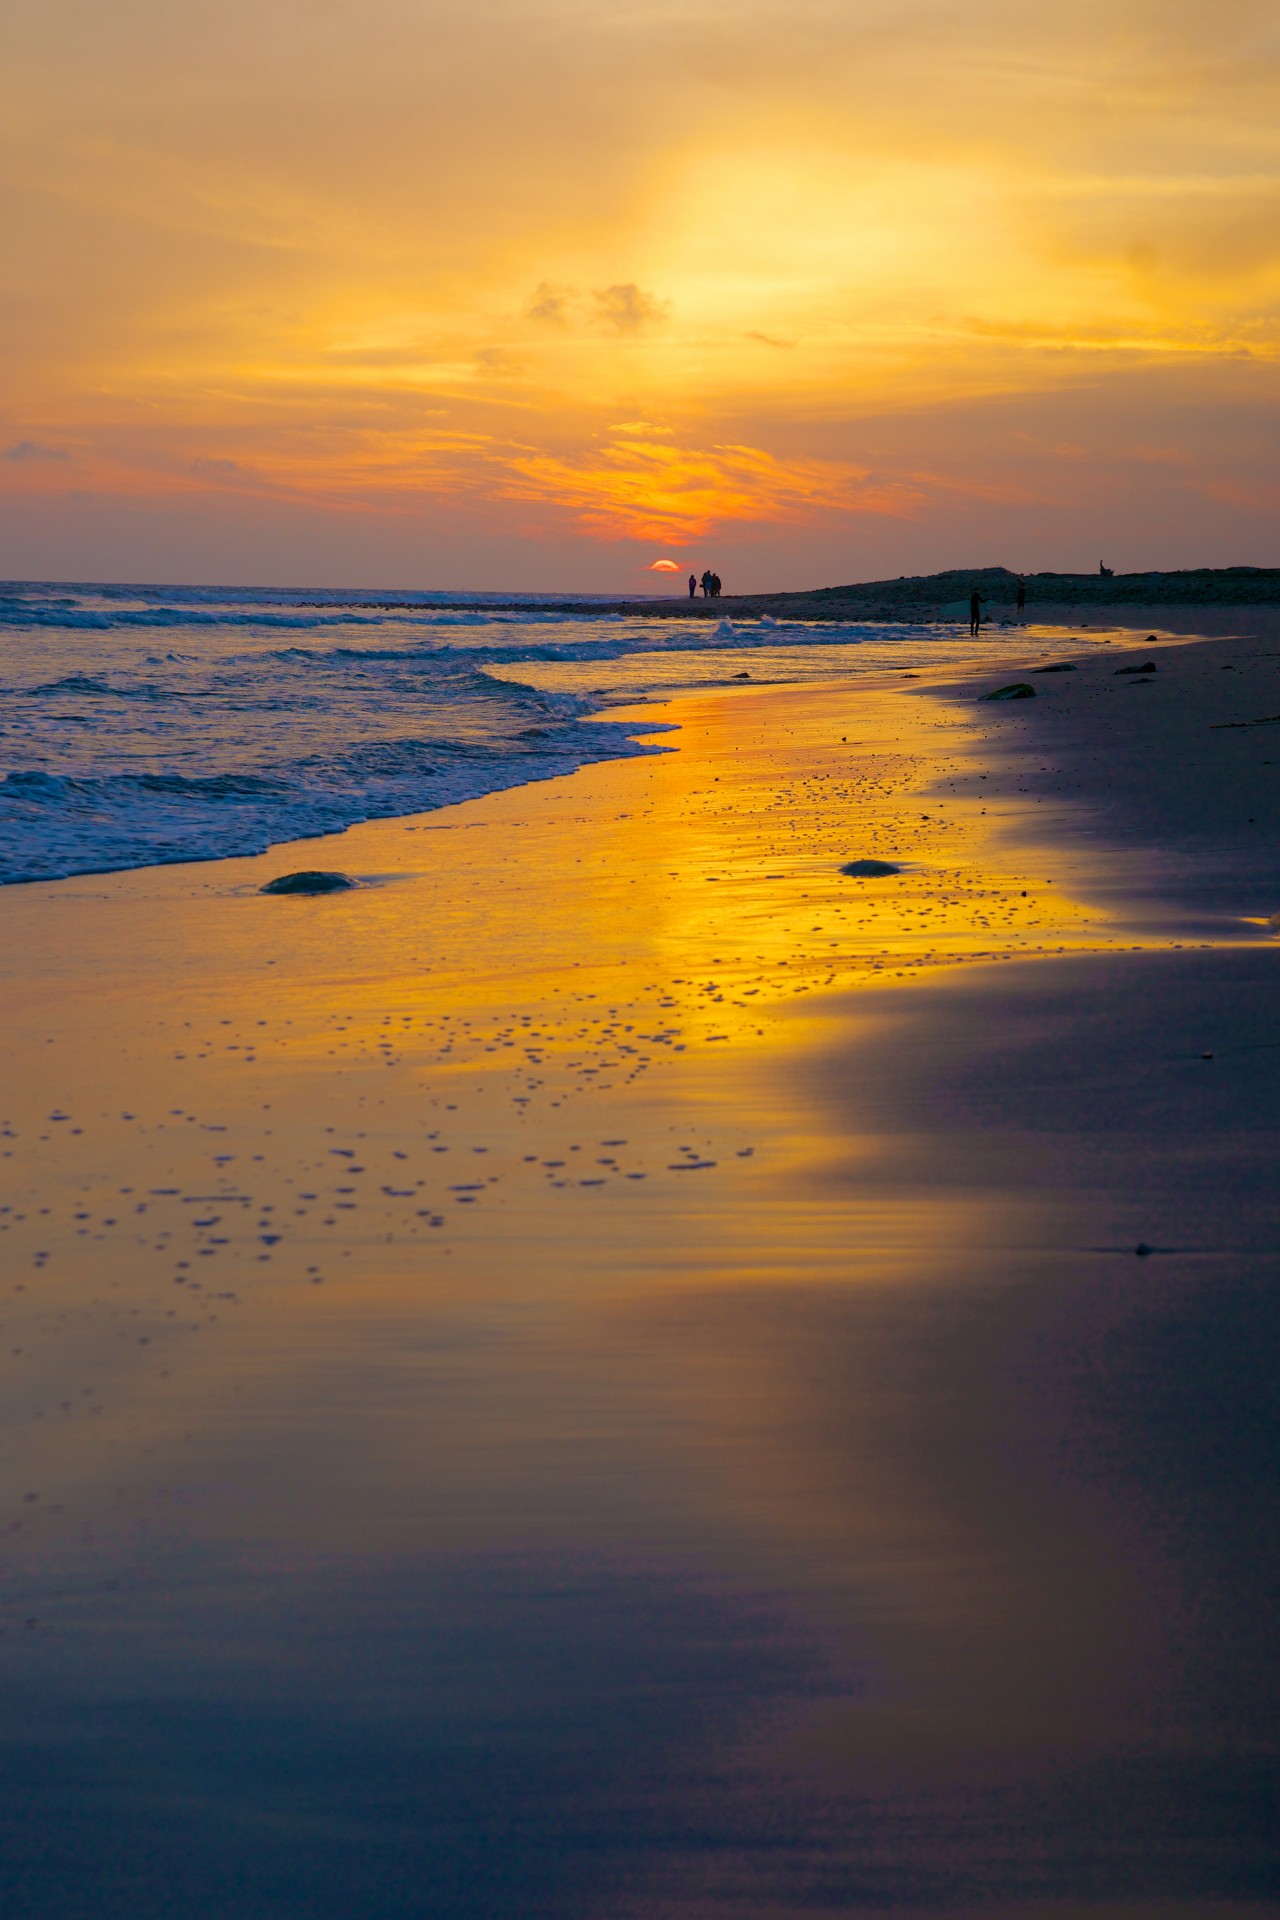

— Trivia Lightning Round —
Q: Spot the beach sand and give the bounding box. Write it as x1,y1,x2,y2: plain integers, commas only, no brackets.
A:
2,625,1278,1917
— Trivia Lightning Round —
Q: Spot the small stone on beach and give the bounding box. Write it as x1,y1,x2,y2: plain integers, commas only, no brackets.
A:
1114,662,1157,676
840,859,902,877
261,871,357,896
983,683,1036,701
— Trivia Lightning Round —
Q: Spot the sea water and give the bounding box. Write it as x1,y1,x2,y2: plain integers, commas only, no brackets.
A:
0,579,1046,884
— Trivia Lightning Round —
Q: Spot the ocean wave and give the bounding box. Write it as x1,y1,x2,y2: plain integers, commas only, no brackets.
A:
0,718,668,885
0,598,590,635
21,673,178,701
253,621,927,672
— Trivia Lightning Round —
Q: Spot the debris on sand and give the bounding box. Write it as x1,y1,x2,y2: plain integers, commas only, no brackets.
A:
1114,662,1157,676
840,858,902,878
1034,663,1077,674
982,683,1036,701
261,871,357,895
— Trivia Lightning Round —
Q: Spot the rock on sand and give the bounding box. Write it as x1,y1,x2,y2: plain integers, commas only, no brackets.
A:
261,871,358,895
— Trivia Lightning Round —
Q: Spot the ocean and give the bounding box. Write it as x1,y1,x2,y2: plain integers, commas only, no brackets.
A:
0,580,1060,885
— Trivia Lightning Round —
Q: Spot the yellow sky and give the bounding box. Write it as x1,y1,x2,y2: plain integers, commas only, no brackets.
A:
3,0,1279,586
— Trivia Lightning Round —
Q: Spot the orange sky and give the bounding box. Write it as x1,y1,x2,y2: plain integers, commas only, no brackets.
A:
3,0,1279,588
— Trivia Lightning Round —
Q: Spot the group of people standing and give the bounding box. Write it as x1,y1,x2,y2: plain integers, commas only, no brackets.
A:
969,576,1028,634
690,570,723,599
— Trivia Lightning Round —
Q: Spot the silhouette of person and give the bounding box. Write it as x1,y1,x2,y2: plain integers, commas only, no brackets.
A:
711,572,722,598
688,573,697,600
700,570,713,597
969,587,981,636
1016,577,1026,615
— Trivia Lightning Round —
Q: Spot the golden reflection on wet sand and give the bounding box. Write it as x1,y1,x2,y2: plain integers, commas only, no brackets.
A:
0,674,1116,1501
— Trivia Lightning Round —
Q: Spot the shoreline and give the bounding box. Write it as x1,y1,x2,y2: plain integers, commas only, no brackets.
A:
0,609,1245,896
3,645,1278,1914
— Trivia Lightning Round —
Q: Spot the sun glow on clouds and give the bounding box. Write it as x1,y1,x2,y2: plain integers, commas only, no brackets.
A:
3,0,1280,583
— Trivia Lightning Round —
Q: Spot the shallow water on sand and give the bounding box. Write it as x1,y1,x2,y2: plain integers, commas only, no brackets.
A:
1,674,1277,1918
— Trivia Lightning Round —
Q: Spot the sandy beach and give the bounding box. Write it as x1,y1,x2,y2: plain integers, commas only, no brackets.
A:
3,620,1278,1917
10,0,1280,1899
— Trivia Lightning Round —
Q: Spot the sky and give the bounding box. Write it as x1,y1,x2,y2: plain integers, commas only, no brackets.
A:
2,0,1279,590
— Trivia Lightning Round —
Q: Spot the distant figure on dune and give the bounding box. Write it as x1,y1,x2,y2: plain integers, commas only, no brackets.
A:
969,587,982,636
688,573,697,600
1016,576,1026,615
1099,561,1113,578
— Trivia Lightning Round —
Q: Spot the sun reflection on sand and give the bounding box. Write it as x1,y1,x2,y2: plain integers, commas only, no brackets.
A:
0,669,1152,1539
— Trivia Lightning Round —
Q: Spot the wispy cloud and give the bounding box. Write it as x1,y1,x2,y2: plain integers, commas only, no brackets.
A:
497,435,925,541
190,455,248,476
4,439,68,462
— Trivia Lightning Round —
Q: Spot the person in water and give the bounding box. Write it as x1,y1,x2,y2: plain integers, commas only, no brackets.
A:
688,573,697,600
969,587,982,636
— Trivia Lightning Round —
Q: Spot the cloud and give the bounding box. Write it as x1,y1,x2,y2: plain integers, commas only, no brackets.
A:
4,439,68,461
525,281,576,325
497,435,925,542
592,284,671,333
527,283,670,332
8,0,1280,581
190,455,248,475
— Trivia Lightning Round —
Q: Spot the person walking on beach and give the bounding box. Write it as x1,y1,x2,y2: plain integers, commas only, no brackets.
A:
688,573,697,600
1016,576,1026,616
969,586,982,636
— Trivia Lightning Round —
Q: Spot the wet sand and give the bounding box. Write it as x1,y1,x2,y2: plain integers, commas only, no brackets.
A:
2,638,1278,1918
